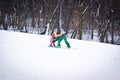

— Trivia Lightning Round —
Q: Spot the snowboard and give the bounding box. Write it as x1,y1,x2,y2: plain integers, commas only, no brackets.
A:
48,45,76,49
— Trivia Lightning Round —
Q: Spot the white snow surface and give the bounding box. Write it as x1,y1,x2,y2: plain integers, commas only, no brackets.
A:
0,30,120,80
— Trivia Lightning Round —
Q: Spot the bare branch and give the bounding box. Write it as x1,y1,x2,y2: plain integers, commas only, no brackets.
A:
82,0,94,16
49,2,59,22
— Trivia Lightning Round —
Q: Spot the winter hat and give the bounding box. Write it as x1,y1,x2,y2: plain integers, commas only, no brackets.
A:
51,33,55,36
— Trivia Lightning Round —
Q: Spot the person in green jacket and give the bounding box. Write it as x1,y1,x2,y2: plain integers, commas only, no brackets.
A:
50,32,71,48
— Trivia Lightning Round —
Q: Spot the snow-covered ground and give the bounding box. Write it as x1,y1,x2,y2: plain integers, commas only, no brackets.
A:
0,30,120,80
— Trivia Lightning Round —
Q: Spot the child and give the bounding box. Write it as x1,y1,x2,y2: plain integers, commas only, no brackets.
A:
49,33,58,47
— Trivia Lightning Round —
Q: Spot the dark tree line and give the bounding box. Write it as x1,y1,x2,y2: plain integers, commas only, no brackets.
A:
0,0,120,45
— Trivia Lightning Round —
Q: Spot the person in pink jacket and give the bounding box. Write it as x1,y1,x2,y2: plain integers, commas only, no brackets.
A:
49,33,58,47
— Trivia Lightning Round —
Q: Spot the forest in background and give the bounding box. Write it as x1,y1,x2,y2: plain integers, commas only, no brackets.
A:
0,0,120,45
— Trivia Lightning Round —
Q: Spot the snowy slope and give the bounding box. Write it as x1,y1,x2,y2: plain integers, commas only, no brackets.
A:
0,30,120,80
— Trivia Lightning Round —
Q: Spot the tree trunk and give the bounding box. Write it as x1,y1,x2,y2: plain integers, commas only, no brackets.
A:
78,9,83,40
111,23,114,44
